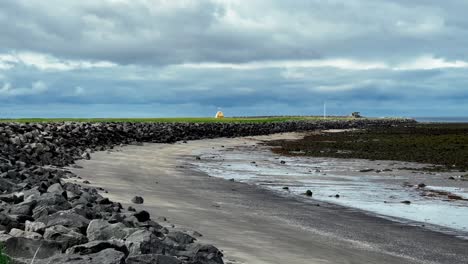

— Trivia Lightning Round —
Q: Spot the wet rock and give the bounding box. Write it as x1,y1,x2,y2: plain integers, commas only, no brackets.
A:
133,210,151,222
359,169,374,172
417,183,426,188
401,200,411,205
280,160,286,164
304,190,313,197
131,196,144,204
282,186,289,190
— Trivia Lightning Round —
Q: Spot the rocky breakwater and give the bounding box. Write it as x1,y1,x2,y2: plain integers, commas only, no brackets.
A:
0,119,414,263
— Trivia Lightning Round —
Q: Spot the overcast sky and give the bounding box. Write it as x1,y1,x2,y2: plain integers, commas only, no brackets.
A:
1,0,467,118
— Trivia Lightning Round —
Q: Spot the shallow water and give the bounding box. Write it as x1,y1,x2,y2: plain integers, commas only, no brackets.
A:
192,146,468,234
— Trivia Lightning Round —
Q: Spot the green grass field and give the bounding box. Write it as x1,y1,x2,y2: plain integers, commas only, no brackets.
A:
0,116,357,123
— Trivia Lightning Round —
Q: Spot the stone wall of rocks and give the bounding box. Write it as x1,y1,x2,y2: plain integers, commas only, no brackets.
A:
0,119,415,263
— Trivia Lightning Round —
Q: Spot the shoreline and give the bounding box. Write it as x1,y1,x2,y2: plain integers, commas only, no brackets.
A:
71,133,468,264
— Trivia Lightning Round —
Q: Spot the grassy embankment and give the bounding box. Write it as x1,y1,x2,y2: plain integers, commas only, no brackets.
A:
269,123,468,172
0,116,358,123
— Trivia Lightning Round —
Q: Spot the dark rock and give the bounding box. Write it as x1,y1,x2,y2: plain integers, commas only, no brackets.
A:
304,190,313,197
131,196,144,204
180,244,224,264
37,211,90,233
282,186,289,190
128,206,136,212
401,200,412,205
418,183,426,188
167,231,195,245
280,160,286,164
126,254,181,264
359,169,374,172
133,210,151,222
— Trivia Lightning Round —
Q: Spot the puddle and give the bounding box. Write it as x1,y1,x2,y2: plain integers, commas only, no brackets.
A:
191,146,468,234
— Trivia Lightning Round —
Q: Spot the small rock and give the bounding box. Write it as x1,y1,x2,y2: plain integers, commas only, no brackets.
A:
401,200,411,205
128,206,137,212
418,183,426,188
131,196,144,204
280,160,286,164
304,190,313,197
282,186,289,190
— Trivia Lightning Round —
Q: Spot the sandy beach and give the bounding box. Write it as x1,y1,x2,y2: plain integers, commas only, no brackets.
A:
69,133,468,264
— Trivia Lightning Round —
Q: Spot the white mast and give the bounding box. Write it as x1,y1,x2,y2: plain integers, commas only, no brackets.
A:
323,101,327,119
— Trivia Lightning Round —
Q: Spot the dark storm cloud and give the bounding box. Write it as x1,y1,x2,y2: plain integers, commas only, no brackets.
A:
1,0,468,117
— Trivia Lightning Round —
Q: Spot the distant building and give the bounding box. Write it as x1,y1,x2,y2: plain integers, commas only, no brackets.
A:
215,111,225,119
351,112,362,118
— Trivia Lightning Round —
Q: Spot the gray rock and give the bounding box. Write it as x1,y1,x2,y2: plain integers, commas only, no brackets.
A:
3,237,62,259
179,244,224,264
126,230,164,256
36,248,125,264
37,211,90,233
66,240,129,256
9,200,36,216
87,219,138,241
47,183,65,195
167,231,195,245
35,193,71,211
126,254,181,264
25,220,46,234
9,228,42,239
44,225,88,250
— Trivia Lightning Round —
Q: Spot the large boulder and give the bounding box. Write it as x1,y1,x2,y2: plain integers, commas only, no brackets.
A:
3,237,62,259
178,244,224,264
35,248,125,264
9,228,42,240
66,240,129,256
125,230,165,256
87,219,138,241
166,231,195,245
37,211,90,233
25,220,46,234
34,193,71,211
8,199,36,216
44,225,88,250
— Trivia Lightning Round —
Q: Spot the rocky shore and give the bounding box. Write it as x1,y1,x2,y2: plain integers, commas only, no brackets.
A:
0,119,414,263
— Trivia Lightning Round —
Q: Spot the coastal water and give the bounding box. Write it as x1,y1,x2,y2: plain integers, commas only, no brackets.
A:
414,117,468,123
192,146,468,236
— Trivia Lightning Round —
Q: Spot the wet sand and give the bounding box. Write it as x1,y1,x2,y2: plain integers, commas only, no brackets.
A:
69,133,468,264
